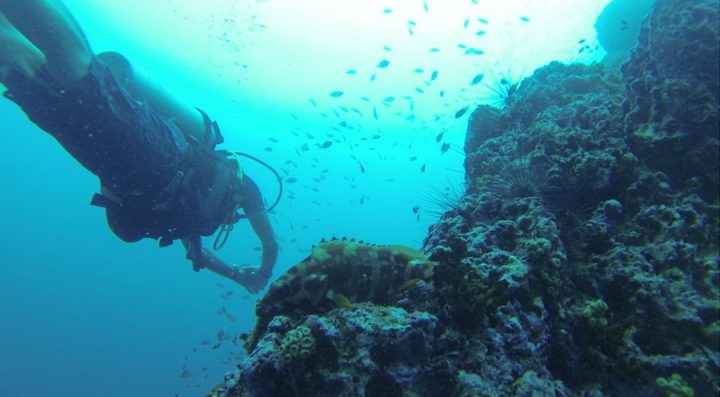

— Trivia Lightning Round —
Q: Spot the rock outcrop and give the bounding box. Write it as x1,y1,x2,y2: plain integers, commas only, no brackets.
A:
208,0,719,395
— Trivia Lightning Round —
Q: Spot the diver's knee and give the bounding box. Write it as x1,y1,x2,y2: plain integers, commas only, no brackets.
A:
45,46,91,88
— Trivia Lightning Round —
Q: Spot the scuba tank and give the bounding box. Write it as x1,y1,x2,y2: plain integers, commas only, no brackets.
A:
96,51,221,147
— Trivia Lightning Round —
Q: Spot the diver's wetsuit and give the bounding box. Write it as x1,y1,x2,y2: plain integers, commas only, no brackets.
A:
3,56,264,246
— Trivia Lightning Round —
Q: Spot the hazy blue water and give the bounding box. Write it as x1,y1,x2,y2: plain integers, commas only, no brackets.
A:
0,1,610,395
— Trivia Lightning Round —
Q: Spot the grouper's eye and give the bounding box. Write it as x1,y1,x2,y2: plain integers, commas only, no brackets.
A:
270,284,290,300
257,304,273,316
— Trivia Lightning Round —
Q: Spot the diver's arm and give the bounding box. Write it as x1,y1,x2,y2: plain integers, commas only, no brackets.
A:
181,237,261,293
247,210,279,280
240,175,279,286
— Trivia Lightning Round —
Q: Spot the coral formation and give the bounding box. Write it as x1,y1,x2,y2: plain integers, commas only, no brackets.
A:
656,373,696,397
208,0,719,395
279,326,316,365
245,239,436,352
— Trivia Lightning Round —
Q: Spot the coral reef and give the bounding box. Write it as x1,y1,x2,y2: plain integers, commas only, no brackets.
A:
208,0,718,395
212,304,443,397
245,239,436,352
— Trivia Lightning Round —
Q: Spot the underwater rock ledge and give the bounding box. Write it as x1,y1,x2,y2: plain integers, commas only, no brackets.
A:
208,0,719,395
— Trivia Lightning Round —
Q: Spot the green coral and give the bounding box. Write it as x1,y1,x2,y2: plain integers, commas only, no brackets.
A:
656,373,695,397
280,326,316,364
498,255,529,287
579,299,609,328
433,260,510,330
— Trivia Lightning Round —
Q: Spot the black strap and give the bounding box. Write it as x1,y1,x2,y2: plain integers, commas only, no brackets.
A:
90,193,117,209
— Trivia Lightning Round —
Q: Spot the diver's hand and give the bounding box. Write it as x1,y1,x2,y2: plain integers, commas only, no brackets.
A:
233,266,271,294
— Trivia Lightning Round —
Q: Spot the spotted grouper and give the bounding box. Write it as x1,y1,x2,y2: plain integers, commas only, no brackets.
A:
245,238,436,352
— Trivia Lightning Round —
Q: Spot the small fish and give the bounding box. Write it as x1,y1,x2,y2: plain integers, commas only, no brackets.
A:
319,141,333,148
421,164,426,172
329,91,344,97
463,18,470,28
412,205,420,214
476,30,486,36
180,370,193,379
435,132,444,142
211,342,222,350
465,48,484,56
410,156,417,161
286,177,298,183
408,20,417,26
383,8,392,14
429,48,439,52
471,74,484,85
430,70,438,81
455,106,469,118
414,68,424,73
440,142,451,153
359,164,366,173
332,292,352,309
423,0,429,12
520,16,530,22
397,278,422,293
377,59,390,68
478,18,488,24
346,69,357,75
217,328,226,341
199,339,210,345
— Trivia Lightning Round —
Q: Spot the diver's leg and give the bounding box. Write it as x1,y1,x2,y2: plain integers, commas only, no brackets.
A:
0,0,91,88
1,1,206,141
0,12,47,81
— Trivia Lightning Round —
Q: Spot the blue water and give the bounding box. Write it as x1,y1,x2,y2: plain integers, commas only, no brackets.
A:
0,1,611,395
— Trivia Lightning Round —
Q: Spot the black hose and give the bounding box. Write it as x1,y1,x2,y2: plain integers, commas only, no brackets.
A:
234,152,283,213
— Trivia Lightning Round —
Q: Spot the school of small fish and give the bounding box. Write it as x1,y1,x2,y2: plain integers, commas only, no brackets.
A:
176,2,603,391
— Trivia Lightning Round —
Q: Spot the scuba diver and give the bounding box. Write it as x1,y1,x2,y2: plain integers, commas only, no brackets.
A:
0,0,278,293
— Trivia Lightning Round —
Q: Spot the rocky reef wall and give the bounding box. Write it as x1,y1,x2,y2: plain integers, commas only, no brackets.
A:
209,0,718,395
